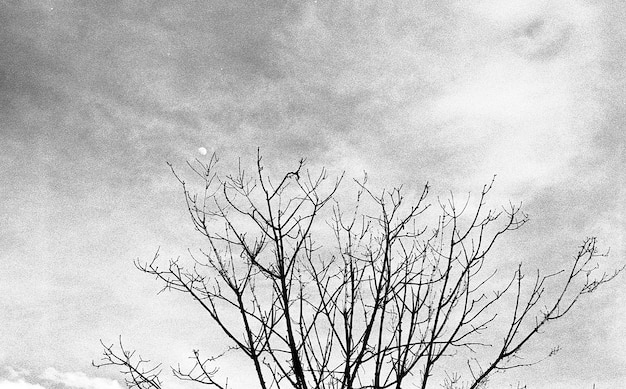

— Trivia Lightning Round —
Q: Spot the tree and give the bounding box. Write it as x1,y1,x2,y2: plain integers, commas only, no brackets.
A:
95,152,622,389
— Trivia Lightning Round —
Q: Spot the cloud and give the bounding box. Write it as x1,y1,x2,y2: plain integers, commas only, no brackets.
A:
0,1,623,388
0,368,42,389
3,368,30,381
0,367,191,389
40,368,122,389
0,379,46,389
0,367,125,389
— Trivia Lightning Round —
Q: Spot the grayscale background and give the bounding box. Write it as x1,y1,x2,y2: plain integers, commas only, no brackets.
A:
1,1,624,388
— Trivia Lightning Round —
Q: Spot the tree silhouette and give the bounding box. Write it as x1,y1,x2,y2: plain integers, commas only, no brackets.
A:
95,152,622,389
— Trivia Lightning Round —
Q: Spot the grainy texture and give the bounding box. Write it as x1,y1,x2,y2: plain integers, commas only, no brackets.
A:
1,1,624,388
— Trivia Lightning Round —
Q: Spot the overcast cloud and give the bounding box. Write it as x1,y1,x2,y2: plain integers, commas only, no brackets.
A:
1,1,624,388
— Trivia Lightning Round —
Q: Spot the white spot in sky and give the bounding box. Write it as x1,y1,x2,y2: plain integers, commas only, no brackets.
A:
198,147,207,155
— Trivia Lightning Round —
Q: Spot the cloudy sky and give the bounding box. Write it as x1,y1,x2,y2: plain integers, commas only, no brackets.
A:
1,0,624,388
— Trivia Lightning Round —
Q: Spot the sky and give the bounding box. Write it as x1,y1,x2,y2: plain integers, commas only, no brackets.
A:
0,0,624,388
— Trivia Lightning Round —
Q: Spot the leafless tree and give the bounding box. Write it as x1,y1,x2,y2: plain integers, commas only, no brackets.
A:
95,152,622,389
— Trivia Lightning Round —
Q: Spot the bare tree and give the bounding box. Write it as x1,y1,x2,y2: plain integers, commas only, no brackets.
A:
96,152,622,389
